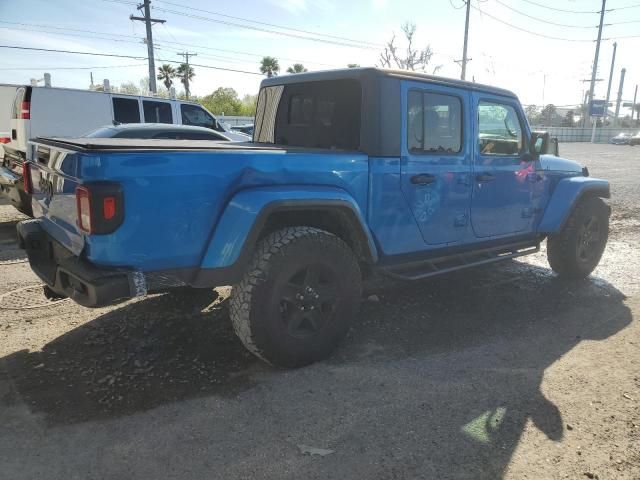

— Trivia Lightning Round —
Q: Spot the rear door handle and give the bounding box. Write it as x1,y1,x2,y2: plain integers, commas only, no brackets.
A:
411,173,436,185
476,173,495,183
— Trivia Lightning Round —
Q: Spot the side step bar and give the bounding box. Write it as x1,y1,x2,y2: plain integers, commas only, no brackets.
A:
378,241,540,281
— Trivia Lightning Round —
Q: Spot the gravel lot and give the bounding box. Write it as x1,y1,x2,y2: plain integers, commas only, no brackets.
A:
1,143,639,479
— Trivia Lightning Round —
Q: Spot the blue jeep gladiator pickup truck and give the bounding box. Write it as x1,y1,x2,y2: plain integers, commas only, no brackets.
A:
17,68,610,367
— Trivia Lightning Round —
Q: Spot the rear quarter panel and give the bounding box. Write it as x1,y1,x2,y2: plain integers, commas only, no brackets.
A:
78,149,369,270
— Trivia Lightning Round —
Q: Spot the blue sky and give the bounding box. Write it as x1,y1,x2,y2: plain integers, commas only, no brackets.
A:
0,0,638,109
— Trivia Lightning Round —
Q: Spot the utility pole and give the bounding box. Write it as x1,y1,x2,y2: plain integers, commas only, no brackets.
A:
177,51,197,99
587,0,606,126
613,67,626,126
130,0,165,94
634,84,638,123
604,42,617,123
460,0,471,80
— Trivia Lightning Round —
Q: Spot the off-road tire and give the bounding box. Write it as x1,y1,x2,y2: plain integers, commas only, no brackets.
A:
229,227,361,368
547,196,609,279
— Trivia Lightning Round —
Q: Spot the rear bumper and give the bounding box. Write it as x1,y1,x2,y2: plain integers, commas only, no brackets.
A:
0,160,32,215
16,219,146,308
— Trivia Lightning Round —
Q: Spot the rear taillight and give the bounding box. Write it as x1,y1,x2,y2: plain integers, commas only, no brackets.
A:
0,137,10,144
22,162,33,194
20,101,30,119
76,186,92,233
75,183,124,234
103,196,116,220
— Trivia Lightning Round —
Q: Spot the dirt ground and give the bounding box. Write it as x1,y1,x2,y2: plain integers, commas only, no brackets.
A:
0,143,638,480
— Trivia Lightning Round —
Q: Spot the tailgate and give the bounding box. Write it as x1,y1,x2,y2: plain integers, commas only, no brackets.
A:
29,142,85,255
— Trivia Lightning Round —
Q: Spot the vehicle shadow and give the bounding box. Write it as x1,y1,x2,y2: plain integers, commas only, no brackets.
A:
0,260,632,479
2,289,260,425
0,216,27,263
332,260,632,479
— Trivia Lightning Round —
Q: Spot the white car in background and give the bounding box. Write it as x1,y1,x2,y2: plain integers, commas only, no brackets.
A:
0,84,247,214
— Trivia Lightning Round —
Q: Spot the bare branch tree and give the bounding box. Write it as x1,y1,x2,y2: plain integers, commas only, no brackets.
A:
378,33,396,69
378,22,441,74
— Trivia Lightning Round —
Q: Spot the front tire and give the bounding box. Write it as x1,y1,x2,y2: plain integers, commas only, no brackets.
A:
547,196,609,279
230,227,362,368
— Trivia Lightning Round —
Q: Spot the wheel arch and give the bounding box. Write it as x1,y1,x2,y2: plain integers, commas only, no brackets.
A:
194,187,377,287
538,176,610,234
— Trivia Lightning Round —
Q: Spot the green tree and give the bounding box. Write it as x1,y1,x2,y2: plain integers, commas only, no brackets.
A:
117,81,141,95
563,109,575,127
260,56,280,77
347,63,360,68
199,87,243,115
524,105,539,125
541,104,557,126
286,63,308,74
157,64,176,90
240,94,258,117
177,63,195,98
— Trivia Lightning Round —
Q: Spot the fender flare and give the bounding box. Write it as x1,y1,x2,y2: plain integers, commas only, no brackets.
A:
537,176,610,234
193,186,377,286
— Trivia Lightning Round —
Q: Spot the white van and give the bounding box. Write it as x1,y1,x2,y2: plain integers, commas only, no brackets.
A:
0,84,19,159
1,85,244,214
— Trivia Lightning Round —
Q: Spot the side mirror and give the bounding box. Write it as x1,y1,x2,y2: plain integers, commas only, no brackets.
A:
530,131,559,157
534,136,544,154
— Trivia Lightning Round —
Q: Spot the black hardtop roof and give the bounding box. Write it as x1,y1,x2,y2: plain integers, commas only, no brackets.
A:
260,67,518,99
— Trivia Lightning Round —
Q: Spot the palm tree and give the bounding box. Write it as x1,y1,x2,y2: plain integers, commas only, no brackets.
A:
157,64,176,90
177,63,195,99
260,56,280,78
286,63,308,74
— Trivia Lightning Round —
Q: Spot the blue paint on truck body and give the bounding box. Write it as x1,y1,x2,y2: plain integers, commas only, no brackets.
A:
21,68,610,306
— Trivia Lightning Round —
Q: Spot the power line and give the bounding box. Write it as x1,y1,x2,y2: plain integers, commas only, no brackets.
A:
605,19,640,25
156,58,263,75
150,6,379,50
493,0,597,28
155,0,384,48
608,3,640,10
2,20,338,68
0,63,146,70
0,20,142,39
516,0,600,14
0,45,264,76
0,25,147,46
0,45,147,59
108,0,380,50
472,4,596,42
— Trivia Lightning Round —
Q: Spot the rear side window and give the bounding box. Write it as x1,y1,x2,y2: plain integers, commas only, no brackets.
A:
112,97,140,124
181,104,217,130
407,90,462,154
254,79,361,150
143,100,173,124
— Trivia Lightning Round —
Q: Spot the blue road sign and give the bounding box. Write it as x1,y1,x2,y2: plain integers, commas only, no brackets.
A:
589,99,606,117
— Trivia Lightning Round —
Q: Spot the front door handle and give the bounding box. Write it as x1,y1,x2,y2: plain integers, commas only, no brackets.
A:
411,173,436,185
476,173,495,183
